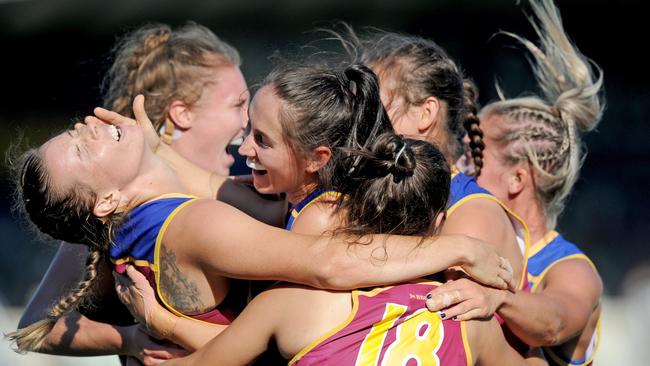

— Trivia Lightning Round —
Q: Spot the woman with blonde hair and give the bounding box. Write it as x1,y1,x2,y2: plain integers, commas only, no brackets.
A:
426,1,604,364
12,22,273,364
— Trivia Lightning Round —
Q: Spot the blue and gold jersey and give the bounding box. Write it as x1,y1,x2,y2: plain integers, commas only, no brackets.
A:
448,170,531,290
527,230,595,291
110,194,195,271
527,230,600,366
285,189,340,231
110,194,240,325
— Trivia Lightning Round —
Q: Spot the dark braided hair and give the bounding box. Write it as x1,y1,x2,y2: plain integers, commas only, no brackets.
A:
462,79,485,176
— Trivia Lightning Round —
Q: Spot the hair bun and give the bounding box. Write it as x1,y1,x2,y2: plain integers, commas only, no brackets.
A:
389,140,415,182
368,133,415,183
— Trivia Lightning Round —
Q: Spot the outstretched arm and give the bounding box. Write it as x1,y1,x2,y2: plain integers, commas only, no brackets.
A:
170,198,514,291
497,259,601,346
92,96,514,290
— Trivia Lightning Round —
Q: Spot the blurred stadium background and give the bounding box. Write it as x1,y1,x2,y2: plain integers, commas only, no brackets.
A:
0,0,648,364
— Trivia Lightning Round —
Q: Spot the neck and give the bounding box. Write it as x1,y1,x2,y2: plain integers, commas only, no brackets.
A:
287,182,319,206
120,151,186,211
507,193,550,244
426,129,456,166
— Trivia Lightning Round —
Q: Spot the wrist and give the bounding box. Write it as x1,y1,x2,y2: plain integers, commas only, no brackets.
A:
457,235,476,267
497,288,515,315
150,307,178,340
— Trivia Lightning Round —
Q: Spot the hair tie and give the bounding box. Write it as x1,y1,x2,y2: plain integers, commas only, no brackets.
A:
394,143,407,165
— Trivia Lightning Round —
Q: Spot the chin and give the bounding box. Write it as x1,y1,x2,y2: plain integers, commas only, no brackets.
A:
215,166,230,176
252,179,274,193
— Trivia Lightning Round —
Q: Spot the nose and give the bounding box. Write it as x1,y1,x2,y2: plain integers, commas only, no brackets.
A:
80,119,100,139
73,122,98,140
238,133,255,158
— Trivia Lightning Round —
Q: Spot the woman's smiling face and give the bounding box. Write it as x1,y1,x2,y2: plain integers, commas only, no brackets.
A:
238,85,312,199
41,117,147,198
174,64,249,176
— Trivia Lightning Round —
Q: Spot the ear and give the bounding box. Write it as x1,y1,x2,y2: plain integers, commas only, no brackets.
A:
167,100,193,129
433,211,446,232
507,166,528,196
93,190,121,219
416,96,441,134
305,146,332,173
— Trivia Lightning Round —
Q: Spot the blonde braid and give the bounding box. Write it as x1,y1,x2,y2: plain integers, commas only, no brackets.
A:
102,23,241,132
107,26,171,116
7,249,103,352
481,0,604,229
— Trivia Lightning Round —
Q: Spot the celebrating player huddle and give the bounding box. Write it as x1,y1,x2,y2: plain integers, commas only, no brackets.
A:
8,0,603,365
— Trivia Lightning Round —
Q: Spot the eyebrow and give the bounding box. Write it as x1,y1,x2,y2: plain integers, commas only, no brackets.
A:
66,130,74,138
239,89,251,101
253,127,273,144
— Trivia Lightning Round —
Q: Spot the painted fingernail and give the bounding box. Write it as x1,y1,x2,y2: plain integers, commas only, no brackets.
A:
439,312,446,319
426,293,432,299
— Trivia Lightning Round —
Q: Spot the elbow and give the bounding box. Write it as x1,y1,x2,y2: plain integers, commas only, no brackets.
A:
536,318,566,346
312,246,356,290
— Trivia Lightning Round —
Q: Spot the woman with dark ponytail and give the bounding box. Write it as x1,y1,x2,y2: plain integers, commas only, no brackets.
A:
238,62,391,234
426,1,604,364
357,30,531,291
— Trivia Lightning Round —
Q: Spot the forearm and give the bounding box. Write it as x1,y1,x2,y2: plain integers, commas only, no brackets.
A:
499,290,567,346
34,312,126,356
164,317,226,352
156,143,226,198
315,234,471,289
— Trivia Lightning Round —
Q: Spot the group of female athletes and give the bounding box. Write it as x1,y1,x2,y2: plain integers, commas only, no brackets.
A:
8,0,605,365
